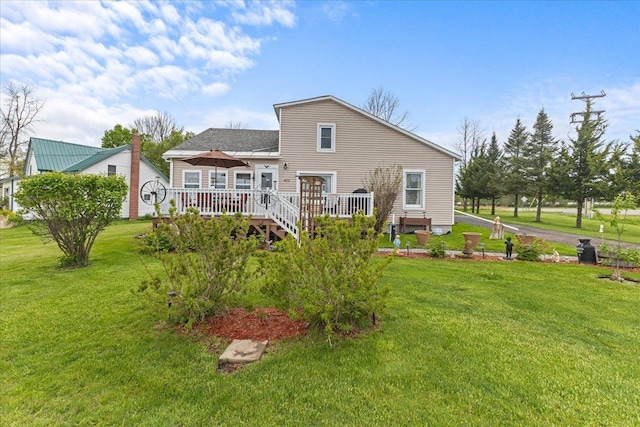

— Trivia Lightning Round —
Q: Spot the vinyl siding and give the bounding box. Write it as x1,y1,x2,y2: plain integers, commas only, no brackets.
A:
172,159,277,189
278,99,457,227
83,149,169,218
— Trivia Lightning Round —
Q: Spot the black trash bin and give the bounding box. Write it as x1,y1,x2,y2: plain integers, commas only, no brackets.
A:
577,239,597,264
348,188,369,214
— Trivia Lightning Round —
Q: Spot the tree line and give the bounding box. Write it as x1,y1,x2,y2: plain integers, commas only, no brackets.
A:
456,101,639,228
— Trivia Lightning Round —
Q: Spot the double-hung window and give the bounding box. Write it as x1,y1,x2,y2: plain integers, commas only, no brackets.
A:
317,123,336,152
183,171,201,189
297,172,336,194
210,171,227,189
235,172,252,190
403,170,424,209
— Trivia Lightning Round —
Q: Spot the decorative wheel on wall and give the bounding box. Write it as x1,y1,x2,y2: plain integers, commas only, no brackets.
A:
140,180,167,205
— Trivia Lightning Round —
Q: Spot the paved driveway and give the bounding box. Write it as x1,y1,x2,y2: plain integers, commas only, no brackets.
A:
454,212,622,248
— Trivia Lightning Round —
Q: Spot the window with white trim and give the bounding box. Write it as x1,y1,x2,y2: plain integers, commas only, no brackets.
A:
107,165,116,176
235,172,252,190
297,172,336,194
317,123,336,152
183,171,201,189
403,170,424,209
209,171,227,189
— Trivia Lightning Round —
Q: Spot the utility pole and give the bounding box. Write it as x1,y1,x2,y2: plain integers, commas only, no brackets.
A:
570,90,606,125
569,90,606,219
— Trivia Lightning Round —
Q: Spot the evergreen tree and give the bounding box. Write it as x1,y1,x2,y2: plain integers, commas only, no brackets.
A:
485,132,502,215
522,108,557,222
502,118,529,217
550,99,610,228
469,142,489,213
456,142,488,214
627,132,640,198
606,141,632,199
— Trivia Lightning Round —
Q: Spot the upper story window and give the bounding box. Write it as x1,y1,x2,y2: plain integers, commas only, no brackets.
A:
209,171,227,189
183,170,201,189
107,165,116,176
403,169,424,209
317,123,336,152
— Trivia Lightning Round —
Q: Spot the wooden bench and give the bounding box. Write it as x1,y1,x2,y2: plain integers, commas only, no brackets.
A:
399,215,432,233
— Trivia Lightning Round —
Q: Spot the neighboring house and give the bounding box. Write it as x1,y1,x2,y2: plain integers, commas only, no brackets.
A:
162,95,461,234
2,134,168,219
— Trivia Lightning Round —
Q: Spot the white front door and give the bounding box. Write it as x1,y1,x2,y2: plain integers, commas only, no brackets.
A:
255,167,278,214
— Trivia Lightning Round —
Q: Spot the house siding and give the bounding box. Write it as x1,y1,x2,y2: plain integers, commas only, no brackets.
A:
171,159,276,190
82,149,168,218
278,99,457,228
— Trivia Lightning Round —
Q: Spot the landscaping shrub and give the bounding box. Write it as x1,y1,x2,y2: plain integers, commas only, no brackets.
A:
427,238,446,258
137,203,259,327
515,238,548,261
260,214,391,346
14,172,128,268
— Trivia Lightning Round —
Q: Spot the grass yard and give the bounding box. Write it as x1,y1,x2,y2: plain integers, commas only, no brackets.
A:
378,221,579,256
1,221,639,426
471,208,640,246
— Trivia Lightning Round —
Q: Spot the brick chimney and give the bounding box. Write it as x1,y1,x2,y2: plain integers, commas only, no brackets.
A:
128,131,141,220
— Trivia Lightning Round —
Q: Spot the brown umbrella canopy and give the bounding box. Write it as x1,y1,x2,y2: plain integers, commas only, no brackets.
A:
181,150,248,168
181,150,249,189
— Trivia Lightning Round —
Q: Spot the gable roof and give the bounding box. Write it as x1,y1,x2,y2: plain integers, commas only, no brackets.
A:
28,137,104,172
62,145,130,172
25,137,168,180
273,95,462,161
169,128,279,154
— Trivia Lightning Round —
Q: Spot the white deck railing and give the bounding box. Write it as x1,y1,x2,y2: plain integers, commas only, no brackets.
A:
159,188,374,238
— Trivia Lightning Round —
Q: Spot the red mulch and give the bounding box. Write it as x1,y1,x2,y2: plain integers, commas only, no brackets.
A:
193,307,309,342
189,253,637,346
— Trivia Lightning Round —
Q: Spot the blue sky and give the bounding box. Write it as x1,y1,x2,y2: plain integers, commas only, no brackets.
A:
1,1,638,153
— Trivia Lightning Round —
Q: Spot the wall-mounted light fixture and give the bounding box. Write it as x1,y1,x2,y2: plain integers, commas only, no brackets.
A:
283,162,288,170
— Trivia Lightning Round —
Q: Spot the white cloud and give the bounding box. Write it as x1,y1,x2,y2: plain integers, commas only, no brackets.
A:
0,0,297,146
231,1,297,27
321,1,352,23
198,106,279,131
202,82,231,97
125,46,159,67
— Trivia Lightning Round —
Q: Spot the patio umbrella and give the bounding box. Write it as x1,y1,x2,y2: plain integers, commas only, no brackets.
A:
181,150,248,188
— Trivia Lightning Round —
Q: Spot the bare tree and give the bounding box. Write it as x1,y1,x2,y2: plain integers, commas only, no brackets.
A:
455,117,484,167
224,120,250,129
363,164,403,233
132,110,182,143
362,86,415,131
455,118,485,211
1,82,45,177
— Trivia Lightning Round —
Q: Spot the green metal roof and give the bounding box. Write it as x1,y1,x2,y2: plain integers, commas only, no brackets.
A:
62,145,129,172
29,138,104,172
26,137,168,181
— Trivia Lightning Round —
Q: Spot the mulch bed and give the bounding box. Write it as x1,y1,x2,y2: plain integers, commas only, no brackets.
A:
188,253,637,349
193,307,309,343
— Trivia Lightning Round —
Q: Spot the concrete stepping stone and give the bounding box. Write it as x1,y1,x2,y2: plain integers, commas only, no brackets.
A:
218,339,268,370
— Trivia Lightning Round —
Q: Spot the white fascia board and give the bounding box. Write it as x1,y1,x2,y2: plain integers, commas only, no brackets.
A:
163,150,280,160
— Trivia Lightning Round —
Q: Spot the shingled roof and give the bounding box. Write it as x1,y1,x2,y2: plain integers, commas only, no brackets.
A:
171,128,279,153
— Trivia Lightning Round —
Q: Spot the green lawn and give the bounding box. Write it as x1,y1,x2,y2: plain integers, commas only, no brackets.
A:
2,222,639,426
379,222,579,256
470,207,640,246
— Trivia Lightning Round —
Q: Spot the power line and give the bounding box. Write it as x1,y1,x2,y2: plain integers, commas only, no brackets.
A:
570,90,606,125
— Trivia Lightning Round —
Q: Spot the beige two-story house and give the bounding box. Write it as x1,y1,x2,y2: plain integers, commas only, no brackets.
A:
162,95,460,236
